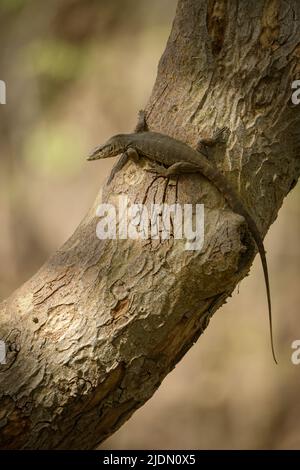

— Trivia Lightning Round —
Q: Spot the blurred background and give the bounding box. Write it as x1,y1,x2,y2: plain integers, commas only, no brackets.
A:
0,0,299,450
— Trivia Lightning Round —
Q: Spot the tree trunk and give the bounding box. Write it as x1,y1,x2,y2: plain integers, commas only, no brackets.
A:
0,0,299,449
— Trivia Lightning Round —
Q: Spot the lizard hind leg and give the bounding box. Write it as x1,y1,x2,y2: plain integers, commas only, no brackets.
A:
165,161,201,176
196,127,230,155
135,109,149,133
126,147,140,163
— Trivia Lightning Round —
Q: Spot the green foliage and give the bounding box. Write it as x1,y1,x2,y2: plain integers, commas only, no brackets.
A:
25,39,84,82
24,123,85,177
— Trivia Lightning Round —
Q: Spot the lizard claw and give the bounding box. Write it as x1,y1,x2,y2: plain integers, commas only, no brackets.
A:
214,126,230,143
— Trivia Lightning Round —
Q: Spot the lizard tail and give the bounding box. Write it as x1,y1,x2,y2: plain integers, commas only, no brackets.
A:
205,171,278,363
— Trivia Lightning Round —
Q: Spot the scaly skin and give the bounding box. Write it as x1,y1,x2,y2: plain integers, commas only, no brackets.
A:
88,130,277,364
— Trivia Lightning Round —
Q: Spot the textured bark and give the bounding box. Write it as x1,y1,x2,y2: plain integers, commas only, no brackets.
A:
0,0,300,449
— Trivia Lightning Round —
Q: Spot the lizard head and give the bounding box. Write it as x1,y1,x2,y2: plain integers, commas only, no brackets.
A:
87,134,130,161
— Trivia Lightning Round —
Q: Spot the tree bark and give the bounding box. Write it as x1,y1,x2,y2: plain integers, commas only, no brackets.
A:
0,0,299,449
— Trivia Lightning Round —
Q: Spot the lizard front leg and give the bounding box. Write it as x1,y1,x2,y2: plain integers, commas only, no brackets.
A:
107,147,140,184
107,154,128,184
108,111,148,184
107,148,140,184
135,109,148,133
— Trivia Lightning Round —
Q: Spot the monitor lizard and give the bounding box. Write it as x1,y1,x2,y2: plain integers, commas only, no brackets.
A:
87,111,277,364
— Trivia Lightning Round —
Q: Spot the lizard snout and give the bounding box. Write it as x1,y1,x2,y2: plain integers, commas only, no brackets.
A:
87,144,106,161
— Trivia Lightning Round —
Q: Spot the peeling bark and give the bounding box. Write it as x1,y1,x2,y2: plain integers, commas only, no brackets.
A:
0,0,299,449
